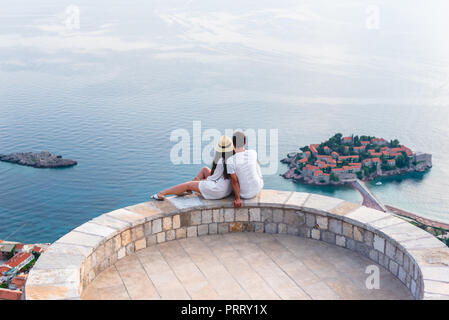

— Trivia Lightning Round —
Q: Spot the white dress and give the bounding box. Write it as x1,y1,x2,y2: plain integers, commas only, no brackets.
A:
198,160,232,200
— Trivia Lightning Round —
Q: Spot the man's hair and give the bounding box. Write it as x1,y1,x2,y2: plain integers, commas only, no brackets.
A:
232,131,246,149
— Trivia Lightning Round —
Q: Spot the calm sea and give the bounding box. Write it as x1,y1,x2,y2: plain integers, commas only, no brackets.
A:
1,0,448,243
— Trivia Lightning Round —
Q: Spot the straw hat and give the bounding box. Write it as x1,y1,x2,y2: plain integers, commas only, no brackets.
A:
215,135,234,153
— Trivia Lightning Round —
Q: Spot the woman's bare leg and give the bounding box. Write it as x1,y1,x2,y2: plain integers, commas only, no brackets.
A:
193,166,211,181
157,181,201,199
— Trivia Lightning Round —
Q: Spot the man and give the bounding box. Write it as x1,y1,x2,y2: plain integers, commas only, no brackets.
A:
227,131,264,208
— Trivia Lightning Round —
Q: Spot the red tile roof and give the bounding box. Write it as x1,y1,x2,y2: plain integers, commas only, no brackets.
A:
10,274,27,290
317,155,332,159
339,155,359,160
0,288,22,300
32,246,43,253
371,138,387,143
303,164,319,171
0,266,10,274
5,252,32,268
349,163,362,168
401,146,413,156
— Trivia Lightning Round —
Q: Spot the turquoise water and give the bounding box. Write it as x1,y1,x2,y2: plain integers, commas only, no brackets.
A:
1,0,449,243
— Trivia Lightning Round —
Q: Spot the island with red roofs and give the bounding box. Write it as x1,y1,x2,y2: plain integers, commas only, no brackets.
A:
281,133,432,185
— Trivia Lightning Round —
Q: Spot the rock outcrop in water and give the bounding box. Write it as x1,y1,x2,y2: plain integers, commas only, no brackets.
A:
0,151,77,168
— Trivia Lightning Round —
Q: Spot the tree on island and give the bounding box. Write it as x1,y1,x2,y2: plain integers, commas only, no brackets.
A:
322,167,331,174
396,152,410,168
317,144,326,154
353,135,361,146
321,133,343,152
360,135,374,141
7,245,15,259
389,139,400,148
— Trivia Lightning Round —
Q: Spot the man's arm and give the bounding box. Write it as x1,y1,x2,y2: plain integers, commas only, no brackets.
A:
230,173,242,208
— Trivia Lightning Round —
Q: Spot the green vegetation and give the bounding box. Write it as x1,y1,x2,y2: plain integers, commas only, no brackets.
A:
6,245,15,259
363,164,377,176
389,139,400,148
20,258,36,273
381,163,395,171
396,152,410,168
0,282,7,288
288,133,419,185
330,173,339,182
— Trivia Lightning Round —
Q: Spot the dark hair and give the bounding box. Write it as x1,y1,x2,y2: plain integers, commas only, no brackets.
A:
233,131,246,149
210,150,234,179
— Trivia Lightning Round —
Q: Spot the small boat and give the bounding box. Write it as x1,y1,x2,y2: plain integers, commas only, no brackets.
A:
375,181,382,186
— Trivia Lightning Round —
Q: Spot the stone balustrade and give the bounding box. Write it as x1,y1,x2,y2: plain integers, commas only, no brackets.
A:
25,190,449,300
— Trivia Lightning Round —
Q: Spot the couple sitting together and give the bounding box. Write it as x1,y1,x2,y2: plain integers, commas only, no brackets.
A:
152,131,263,208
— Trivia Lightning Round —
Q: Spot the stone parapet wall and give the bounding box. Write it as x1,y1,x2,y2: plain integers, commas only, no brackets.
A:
25,190,449,300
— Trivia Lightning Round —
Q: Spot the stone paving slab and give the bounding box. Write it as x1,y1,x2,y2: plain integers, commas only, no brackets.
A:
81,233,412,300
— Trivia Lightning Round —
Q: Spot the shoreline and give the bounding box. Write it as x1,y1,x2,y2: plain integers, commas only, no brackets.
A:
349,181,449,231
347,180,385,212
345,178,449,232
385,205,449,231
284,169,447,230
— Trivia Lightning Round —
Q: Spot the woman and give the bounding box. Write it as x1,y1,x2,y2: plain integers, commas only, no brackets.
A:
151,135,234,200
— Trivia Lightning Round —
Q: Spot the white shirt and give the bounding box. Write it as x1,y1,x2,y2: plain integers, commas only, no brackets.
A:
226,149,264,199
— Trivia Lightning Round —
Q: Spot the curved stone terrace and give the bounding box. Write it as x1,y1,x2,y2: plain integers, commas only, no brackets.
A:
25,190,449,300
